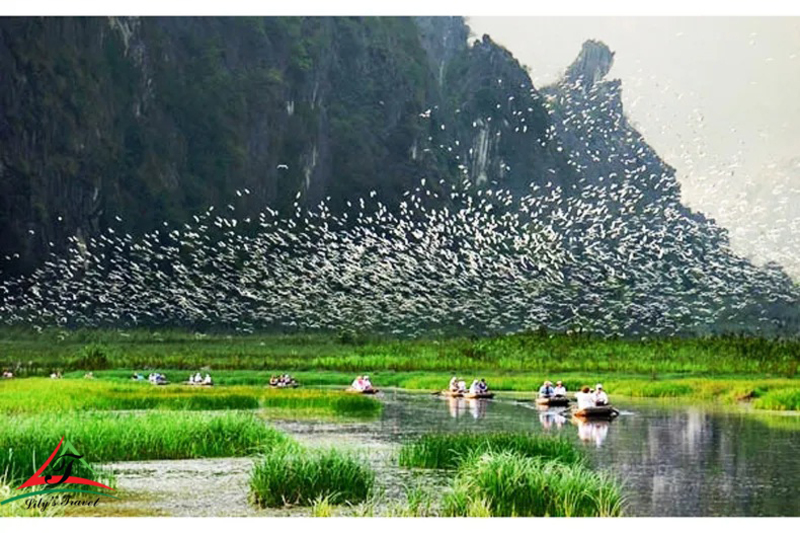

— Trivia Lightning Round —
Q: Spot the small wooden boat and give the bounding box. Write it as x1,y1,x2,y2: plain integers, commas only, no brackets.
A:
536,396,570,407
269,382,299,389
439,390,464,397
152,380,170,386
184,381,214,387
464,392,495,399
345,387,379,394
572,405,619,419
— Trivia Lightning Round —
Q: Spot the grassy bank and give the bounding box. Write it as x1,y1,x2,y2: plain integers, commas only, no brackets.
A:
398,432,583,469
250,447,374,508
0,379,382,419
1,327,798,411
1,327,797,377
15,370,798,410
0,412,290,485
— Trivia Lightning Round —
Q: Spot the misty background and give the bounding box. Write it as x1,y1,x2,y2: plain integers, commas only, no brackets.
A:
468,16,800,279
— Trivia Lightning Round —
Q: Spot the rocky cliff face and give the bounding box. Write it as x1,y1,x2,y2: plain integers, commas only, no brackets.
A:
0,17,587,278
0,17,448,276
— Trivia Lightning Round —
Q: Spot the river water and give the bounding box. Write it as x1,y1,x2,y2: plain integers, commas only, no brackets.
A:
106,391,800,517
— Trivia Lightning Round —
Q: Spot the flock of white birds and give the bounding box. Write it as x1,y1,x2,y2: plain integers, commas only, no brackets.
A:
0,60,796,337
0,171,795,336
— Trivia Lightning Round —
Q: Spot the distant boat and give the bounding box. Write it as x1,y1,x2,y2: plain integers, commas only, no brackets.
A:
463,392,494,399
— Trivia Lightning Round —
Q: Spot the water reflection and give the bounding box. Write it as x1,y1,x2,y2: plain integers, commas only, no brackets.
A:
446,397,487,419
574,418,610,447
538,410,567,430
316,392,800,516
468,399,487,419
446,397,465,418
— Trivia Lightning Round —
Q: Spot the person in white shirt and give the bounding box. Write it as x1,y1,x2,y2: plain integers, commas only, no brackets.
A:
575,386,596,409
469,379,480,394
194,373,202,383
363,376,373,391
351,376,364,391
553,381,567,397
449,376,458,392
203,374,213,385
593,384,609,406
457,380,467,393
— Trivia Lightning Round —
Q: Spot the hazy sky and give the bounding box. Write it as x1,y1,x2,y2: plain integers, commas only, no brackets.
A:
468,17,800,277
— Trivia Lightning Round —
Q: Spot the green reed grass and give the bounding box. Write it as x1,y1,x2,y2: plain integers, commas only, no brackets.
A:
250,447,374,508
258,389,382,418
2,327,797,377
753,388,800,411
442,451,624,517
398,432,583,469
0,412,291,485
0,379,381,418
0,379,259,413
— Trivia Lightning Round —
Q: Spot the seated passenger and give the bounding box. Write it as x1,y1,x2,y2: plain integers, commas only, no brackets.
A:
269,375,278,386
457,379,467,393
593,384,609,406
203,374,213,385
194,372,202,383
538,381,555,398
362,375,373,391
352,376,364,391
479,378,488,393
553,381,567,397
469,379,480,395
449,376,458,392
575,386,596,410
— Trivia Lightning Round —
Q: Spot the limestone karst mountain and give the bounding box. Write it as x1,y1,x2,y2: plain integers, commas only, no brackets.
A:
0,17,796,335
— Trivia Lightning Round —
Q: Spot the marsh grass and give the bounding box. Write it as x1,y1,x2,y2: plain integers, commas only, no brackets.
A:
0,412,290,485
0,379,259,413
753,388,800,411
398,432,583,470
0,379,382,418
442,451,624,517
250,447,374,508
0,478,65,517
3,327,797,377
259,389,382,418
310,495,334,517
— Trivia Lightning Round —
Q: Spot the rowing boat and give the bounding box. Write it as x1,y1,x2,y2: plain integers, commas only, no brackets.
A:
464,392,494,399
572,405,619,419
536,396,570,407
439,390,464,397
346,387,379,394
